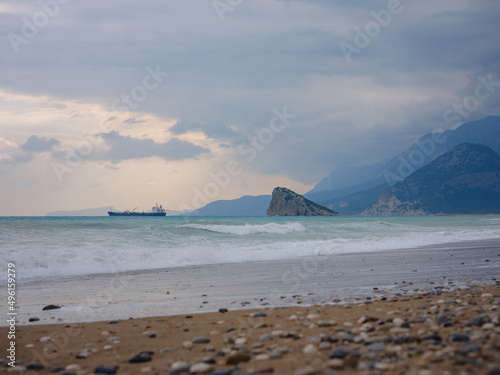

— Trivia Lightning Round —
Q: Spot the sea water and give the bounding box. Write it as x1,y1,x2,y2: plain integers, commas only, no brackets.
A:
2,215,500,282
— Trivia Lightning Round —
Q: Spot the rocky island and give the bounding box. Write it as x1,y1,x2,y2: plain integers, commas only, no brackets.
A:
266,187,338,216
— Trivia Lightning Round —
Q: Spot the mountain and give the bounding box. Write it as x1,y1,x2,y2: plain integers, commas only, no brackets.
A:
266,187,338,216
308,160,387,194
363,143,500,215
186,116,500,216
309,116,500,199
46,206,115,216
186,195,271,216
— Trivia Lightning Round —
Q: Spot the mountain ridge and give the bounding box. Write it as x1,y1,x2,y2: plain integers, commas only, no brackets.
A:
363,143,500,215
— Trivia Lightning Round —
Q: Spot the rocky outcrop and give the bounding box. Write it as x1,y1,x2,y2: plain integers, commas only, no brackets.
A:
361,193,429,216
266,187,338,216
363,143,500,215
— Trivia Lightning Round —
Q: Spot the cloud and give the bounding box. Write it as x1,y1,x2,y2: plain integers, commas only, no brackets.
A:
20,135,60,152
124,117,145,124
170,120,237,139
99,131,210,162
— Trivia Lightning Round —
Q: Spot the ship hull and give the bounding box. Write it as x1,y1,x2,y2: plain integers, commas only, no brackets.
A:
108,212,166,217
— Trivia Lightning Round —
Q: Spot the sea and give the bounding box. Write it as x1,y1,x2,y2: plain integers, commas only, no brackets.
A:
2,215,500,283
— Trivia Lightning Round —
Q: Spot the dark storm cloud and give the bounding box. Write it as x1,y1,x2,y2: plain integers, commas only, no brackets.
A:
20,135,60,152
1,0,500,183
98,131,210,162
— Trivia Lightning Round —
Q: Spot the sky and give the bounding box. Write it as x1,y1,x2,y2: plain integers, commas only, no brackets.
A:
1,0,500,215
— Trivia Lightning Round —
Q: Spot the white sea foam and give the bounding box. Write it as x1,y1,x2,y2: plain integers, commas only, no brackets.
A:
181,222,307,235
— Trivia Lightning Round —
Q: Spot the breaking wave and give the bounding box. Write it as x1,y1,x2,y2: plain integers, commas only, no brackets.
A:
181,222,307,235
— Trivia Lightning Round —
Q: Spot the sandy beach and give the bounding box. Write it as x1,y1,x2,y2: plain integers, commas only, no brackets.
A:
2,283,500,375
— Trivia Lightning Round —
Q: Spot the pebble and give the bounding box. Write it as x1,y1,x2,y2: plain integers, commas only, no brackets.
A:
256,366,274,373
39,336,52,342
449,333,470,342
129,352,153,363
255,353,270,361
192,336,210,344
269,351,283,359
254,311,267,317
189,362,212,374
294,366,317,375
94,365,118,374
318,342,331,351
26,363,45,371
235,337,247,345
29,317,40,322
65,364,83,372
330,347,349,359
318,320,336,327
226,353,251,365
369,342,385,353
183,341,194,349
393,317,405,327
260,333,273,342
42,304,61,310
327,359,344,369
169,362,191,375
303,344,317,354
211,371,231,375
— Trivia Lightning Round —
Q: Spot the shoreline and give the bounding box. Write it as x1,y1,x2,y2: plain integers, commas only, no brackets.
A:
2,284,499,375
8,238,500,327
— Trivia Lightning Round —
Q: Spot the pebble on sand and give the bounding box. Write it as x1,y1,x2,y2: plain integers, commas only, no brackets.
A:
42,304,61,311
254,311,267,317
94,365,119,374
226,353,252,365
192,336,210,344
129,352,153,363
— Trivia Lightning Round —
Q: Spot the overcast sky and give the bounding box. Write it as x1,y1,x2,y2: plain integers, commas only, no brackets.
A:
1,0,500,215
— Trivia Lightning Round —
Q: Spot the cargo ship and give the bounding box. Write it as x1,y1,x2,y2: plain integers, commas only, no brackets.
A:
108,203,166,217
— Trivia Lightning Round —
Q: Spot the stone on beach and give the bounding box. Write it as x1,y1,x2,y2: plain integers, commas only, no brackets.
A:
192,336,210,344
189,362,212,374
226,353,252,365
254,311,267,317
94,365,118,374
42,304,61,311
129,352,153,363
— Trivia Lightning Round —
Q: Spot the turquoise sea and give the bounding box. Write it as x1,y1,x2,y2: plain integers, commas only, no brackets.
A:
2,215,500,282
